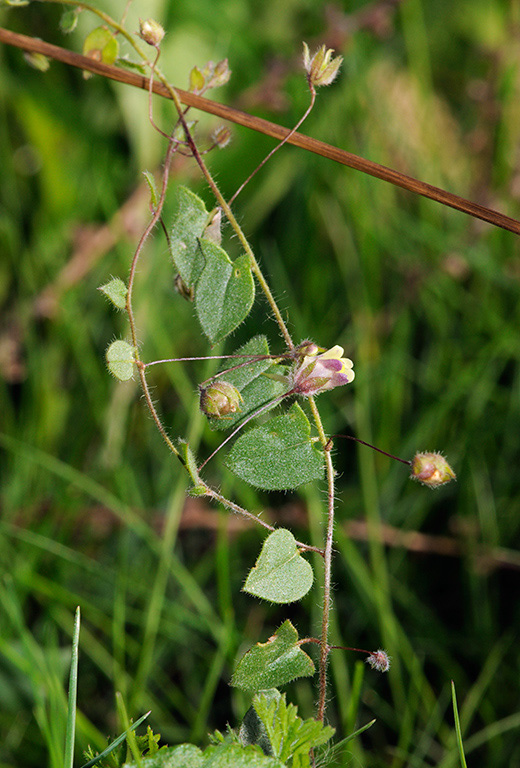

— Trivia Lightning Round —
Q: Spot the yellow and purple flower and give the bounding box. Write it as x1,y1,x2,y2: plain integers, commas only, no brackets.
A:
292,345,354,397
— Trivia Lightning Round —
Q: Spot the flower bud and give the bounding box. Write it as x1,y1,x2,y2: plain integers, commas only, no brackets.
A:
212,125,232,149
302,42,343,87
189,59,231,95
410,452,456,488
23,52,51,72
292,345,354,397
200,380,243,418
208,58,231,89
366,649,391,672
138,18,165,47
295,340,320,360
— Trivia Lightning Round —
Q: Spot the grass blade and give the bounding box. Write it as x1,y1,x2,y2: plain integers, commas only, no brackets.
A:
79,710,151,768
64,607,81,768
451,681,468,768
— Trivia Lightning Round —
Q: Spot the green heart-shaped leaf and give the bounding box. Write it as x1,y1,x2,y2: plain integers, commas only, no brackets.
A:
99,277,127,310
226,403,324,490
232,620,314,690
244,529,313,604
105,340,135,381
83,27,119,65
169,186,208,288
195,239,254,343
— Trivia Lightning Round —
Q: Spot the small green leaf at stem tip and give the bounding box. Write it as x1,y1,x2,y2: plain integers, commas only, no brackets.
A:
232,620,314,690
179,440,201,486
105,340,136,381
189,66,206,93
99,278,128,310
188,484,207,497
116,57,148,75
243,529,314,604
142,170,159,209
226,402,324,490
82,27,119,79
23,52,50,71
60,9,79,33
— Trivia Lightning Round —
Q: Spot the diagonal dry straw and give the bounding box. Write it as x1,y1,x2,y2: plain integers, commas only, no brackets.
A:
2,26,520,236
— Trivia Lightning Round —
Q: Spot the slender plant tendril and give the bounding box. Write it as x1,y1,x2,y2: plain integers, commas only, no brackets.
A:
143,353,284,370
227,84,316,207
333,434,412,466
126,84,184,462
27,3,345,726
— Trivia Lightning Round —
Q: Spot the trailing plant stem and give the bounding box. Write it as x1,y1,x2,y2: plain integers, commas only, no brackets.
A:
126,126,183,461
38,0,150,62
305,396,336,720
203,487,325,556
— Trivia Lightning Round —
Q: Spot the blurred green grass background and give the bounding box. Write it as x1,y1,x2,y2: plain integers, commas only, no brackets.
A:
1,0,520,766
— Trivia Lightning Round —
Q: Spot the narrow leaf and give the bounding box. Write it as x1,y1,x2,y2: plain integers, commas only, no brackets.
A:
60,9,79,33
195,240,254,343
239,689,280,754
142,171,159,210
226,403,324,490
79,711,151,768
451,681,468,768
179,440,204,493
106,340,136,381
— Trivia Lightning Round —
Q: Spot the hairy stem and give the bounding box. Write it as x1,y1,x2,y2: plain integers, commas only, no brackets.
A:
126,92,183,462
317,446,335,722
305,396,335,721
203,487,325,556
175,117,295,349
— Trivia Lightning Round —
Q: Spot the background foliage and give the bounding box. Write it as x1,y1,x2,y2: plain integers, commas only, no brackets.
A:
1,0,520,766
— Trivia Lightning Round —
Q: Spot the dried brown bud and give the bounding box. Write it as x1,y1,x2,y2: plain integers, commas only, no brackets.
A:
212,125,232,149
302,42,343,87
